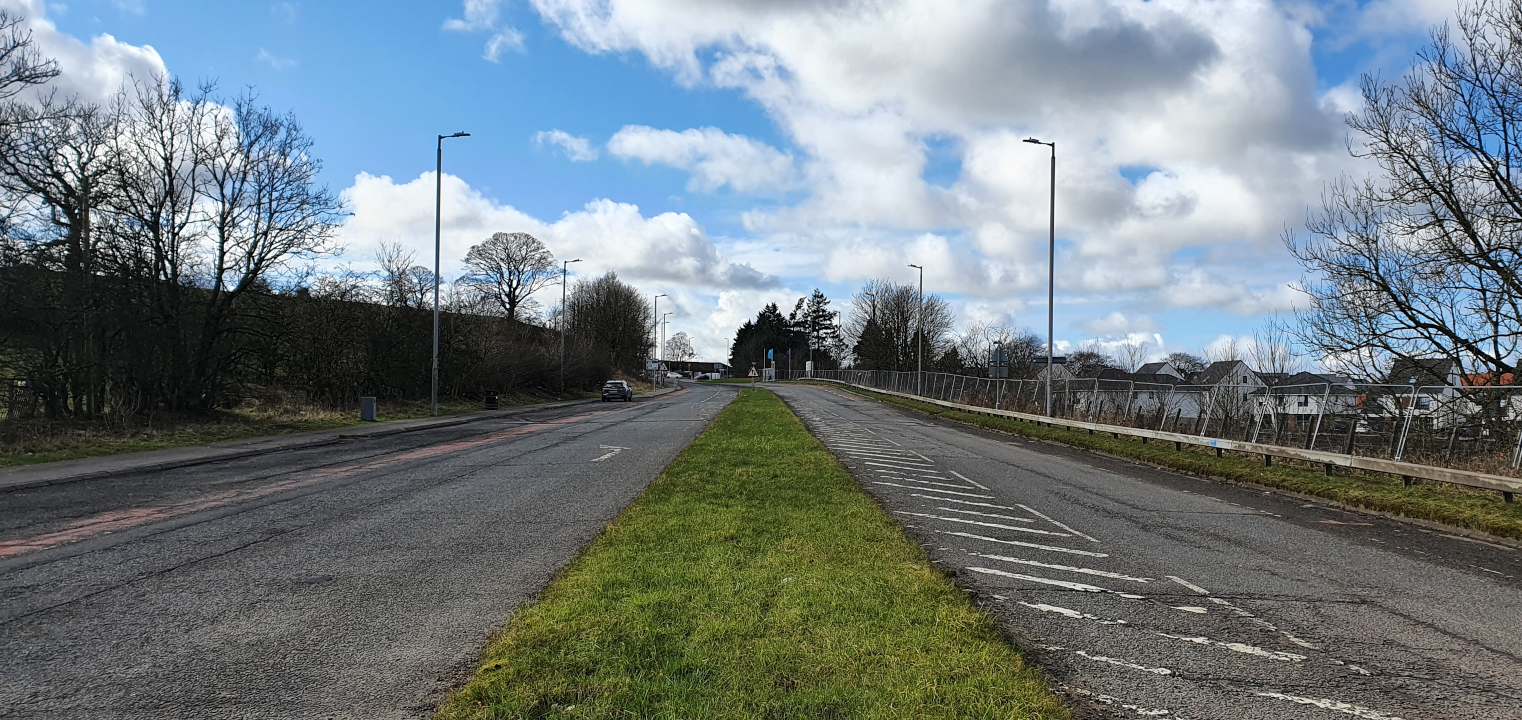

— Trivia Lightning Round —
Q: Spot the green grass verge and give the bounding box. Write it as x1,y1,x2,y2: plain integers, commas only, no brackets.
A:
804,382,1522,541
437,388,1070,720
0,393,593,470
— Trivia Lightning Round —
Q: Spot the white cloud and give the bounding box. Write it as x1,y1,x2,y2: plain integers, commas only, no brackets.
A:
517,0,1396,341
255,48,296,70
484,28,525,60
607,125,795,193
110,0,142,15
339,171,782,360
1079,311,1157,336
534,129,598,161
338,171,775,291
1,0,167,102
271,2,297,23
443,0,499,31
445,0,526,59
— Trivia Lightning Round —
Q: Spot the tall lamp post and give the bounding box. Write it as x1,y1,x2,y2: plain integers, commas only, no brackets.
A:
660,311,672,383
908,263,923,395
432,131,470,417
1023,137,1056,417
652,293,666,386
559,258,581,392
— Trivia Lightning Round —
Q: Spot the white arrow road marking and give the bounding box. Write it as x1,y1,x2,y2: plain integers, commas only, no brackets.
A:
591,445,628,462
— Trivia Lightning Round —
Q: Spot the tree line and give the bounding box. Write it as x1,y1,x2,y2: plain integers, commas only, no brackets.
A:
0,11,652,421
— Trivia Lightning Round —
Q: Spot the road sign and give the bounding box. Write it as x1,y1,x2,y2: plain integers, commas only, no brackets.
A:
1033,356,1068,365
748,366,759,378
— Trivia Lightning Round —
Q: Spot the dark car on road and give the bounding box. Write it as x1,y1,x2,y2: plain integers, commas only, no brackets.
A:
601,380,633,402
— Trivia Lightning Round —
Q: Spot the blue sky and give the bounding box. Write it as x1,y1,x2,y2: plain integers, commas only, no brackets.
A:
17,0,1451,364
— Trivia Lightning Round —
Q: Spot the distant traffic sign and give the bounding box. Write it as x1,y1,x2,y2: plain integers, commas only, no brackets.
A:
1033,356,1068,365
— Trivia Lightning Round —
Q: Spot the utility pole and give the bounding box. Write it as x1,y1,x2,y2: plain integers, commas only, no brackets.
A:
432,131,469,417
1024,137,1056,417
559,258,581,393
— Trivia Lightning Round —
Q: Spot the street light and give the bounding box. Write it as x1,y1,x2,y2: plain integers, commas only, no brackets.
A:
1024,137,1056,417
560,258,581,393
661,311,673,383
652,293,666,386
908,263,923,395
432,131,470,417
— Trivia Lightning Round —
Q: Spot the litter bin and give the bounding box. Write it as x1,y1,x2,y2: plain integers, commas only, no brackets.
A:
483,392,499,410
360,396,377,422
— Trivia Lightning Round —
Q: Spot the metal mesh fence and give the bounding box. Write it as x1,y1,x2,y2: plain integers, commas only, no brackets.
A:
783,369,1522,477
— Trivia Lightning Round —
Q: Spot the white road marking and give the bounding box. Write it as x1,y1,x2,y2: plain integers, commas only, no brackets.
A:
932,507,1036,523
863,459,939,471
938,531,1110,557
1281,632,1319,649
1017,503,1099,543
1171,606,1208,614
968,551,1152,582
912,494,1018,510
966,566,1111,592
590,445,628,462
869,482,993,498
1254,692,1405,720
910,449,935,463
1073,650,1173,675
895,512,1069,536
1166,576,1211,595
874,475,978,490
1018,601,1128,625
948,470,989,490
1156,633,1306,662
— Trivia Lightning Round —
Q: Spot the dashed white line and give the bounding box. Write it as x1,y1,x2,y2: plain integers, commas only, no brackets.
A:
966,566,1111,592
968,551,1152,582
931,507,1036,523
910,494,1018,511
895,512,1069,536
948,470,989,490
869,482,993,498
1018,601,1128,625
938,530,1110,558
874,476,979,490
1254,692,1405,719
1017,503,1099,543
1073,650,1173,675
1155,633,1306,662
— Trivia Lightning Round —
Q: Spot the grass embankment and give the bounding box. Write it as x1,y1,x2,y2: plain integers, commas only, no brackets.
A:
805,382,1522,541
438,388,1069,720
0,392,590,470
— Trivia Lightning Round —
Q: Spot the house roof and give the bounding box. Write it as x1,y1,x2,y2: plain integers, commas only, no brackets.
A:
1465,372,1516,386
1137,361,1181,377
1387,358,1458,386
1189,360,1255,386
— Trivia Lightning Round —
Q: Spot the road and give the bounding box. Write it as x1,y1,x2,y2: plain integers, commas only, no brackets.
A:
0,384,734,719
773,383,1522,720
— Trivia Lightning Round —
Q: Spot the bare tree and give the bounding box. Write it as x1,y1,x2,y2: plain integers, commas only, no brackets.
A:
844,278,954,370
1116,336,1152,372
0,10,58,105
462,231,557,322
1251,317,1304,379
1289,0,1522,383
665,331,696,362
1165,351,1207,375
1204,336,1242,364
375,241,419,307
1068,342,1118,378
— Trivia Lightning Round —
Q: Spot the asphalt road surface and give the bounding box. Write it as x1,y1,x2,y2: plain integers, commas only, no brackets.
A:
0,384,734,719
774,383,1522,720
